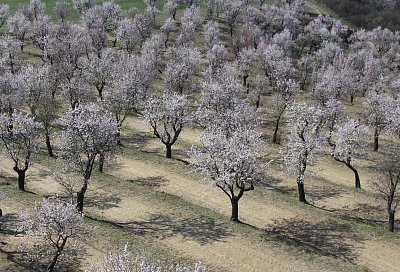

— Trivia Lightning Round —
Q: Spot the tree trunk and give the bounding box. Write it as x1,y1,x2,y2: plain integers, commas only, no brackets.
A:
45,129,54,158
14,167,26,191
46,237,68,272
117,129,122,146
346,162,361,189
297,182,307,203
255,94,261,109
166,144,172,159
272,116,281,144
388,211,395,232
47,251,61,272
374,129,379,151
99,152,105,173
76,181,88,213
243,75,248,87
230,197,239,222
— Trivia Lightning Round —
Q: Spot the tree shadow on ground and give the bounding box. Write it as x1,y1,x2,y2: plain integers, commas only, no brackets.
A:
260,175,347,202
89,213,232,245
128,176,169,188
313,202,400,230
85,192,122,210
259,175,297,197
0,213,24,236
120,131,154,148
306,184,347,202
0,245,84,272
0,212,83,272
263,218,364,263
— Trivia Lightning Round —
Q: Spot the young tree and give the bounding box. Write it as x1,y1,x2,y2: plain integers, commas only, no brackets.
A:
371,144,400,232
222,0,243,37
59,104,118,212
54,1,69,22
283,104,324,203
7,12,31,50
165,0,179,20
203,20,220,50
258,43,293,88
72,0,96,14
20,196,91,272
206,43,229,75
189,124,265,222
0,72,23,115
237,47,257,87
160,17,177,48
176,5,203,45
60,73,94,110
164,45,201,94
143,91,190,158
0,111,42,191
89,244,206,272
363,91,394,151
81,48,118,99
19,64,58,157
115,15,151,54
0,4,10,29
29,0,46,21
271,78,301,144
0,35,23,74
329,119,369,188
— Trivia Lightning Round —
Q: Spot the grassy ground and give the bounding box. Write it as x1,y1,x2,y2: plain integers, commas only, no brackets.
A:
1,111,399,271
1,1,399,271
2,0,149,21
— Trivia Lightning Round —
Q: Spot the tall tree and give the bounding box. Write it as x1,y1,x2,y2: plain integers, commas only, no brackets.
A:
283,104,324,203
59,104,118,212
363,91,394,151
371,144,400,232
329,119,369,188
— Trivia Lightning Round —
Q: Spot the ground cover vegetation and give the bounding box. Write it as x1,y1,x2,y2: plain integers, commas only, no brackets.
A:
0,0,400,271
316,0,400,31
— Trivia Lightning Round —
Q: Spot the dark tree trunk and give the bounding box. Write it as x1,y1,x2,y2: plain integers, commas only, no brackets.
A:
47,251,61,272
243,75,248,87
230,197,239,222
14,167,26,191
166,144,172,159
117,129,122,146
345,162,361,189
255,94,260,109
76,181,88,213
99,152,104,173
388,211,395,232
297,182,307,203
45,130,54,158
272,116,281,144
46,237,67,272
374,129,379,151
